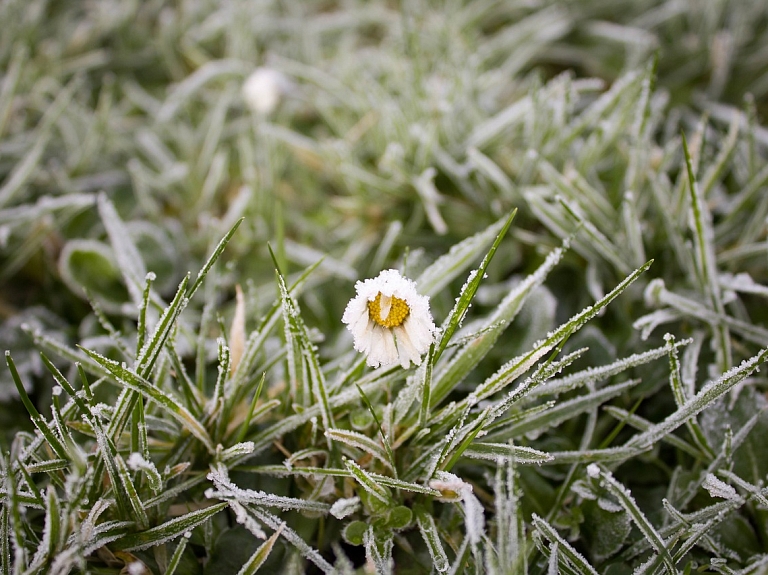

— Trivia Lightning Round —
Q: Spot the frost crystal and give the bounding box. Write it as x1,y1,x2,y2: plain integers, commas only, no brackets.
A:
230,501,267,539
342,269,436,368
330,497,360,519
703,474,741,501
587,464,601,478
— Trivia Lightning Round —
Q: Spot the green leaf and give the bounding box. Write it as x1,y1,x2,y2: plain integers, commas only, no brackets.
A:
113,502,227,552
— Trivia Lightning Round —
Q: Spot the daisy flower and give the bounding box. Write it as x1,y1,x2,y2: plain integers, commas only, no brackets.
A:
342,269,436,368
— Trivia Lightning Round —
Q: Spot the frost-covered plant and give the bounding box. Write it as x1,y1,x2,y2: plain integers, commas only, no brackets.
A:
4,201,768,573
4,0,768,573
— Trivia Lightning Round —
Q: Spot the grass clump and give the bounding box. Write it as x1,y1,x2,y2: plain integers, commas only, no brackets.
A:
2,0,768,573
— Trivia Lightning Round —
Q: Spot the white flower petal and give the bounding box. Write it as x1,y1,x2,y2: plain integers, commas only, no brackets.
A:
342,269,436,369
394,326,422,368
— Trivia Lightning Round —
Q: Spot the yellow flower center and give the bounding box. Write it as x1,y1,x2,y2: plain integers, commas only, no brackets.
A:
368,292,409,328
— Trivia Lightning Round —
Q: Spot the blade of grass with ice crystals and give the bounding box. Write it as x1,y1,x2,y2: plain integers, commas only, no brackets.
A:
682,132,731,372
416,211,513,298
665,334,713,459
82,348,215,453
5,450,27,571
602,407,703,459
229,258,323,397
98,194,150,307
645,280,768,346
271,247,334,433
464,443,553,464
107,274,189,441
246,506,336,574
165,532,191,575
206,468,331,514
428,240,566,410
326,430,391,470
624,347,768,453
474,260,653,402
250,465,434,494
363,526,394,575
188,218,244,300
136,272,154,356
6,352,69,462
40,354,93,420
344,459,393,505
91,416,147,527
531,514,599,575
591,466,676,573
26,486,61,573
718,470,768,508
416,506,449,573
491,458,527,574
237,526,283,575
355,383,396,474
527,339,690,401
210,338,230,440
135,273,189,379
485,379,641,442
419,345,434,429
433,209,516,366
113,502,227,552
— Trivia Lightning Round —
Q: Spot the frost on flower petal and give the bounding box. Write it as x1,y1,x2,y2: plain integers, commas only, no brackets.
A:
342,269,436,368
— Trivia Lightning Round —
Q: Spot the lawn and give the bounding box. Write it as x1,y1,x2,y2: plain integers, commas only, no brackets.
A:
2,1,768,573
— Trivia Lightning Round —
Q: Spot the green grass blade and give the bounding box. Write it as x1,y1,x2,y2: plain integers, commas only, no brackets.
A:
165,533,191,575
625,347,768,452
416,506,449,573
429,239,565,409
113,502,227,552
486,379,641,442
5,352,69,462
246,506,336,574
593,465,676,573
187,217,244,299
326,429,391,471
464,443,553,464
344,459,392,505
355,383,396,474
682,131,731,372
474,260,653,402
416,212,512,298
531,514,599,575
82,347,215,453
433,209,516,367
237,526,283,575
